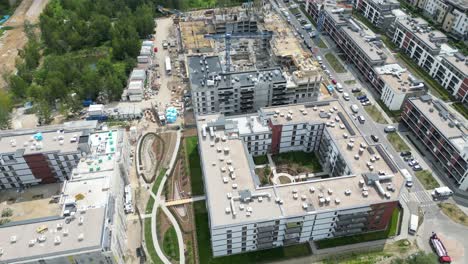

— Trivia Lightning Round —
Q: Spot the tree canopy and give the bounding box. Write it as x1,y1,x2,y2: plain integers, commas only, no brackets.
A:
3,0,156,127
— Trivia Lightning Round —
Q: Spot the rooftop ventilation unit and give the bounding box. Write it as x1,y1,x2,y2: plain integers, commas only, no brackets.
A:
37,236,46,243
54,236,61,245
29,240,35,247
10,235,16,243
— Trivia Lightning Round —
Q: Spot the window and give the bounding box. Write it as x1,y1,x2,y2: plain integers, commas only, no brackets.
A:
227,249,232,254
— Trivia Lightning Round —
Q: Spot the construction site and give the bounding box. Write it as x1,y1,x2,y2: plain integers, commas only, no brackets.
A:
173,1,334,117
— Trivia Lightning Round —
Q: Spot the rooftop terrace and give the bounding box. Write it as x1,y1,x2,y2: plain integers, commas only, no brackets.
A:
375,64,424,94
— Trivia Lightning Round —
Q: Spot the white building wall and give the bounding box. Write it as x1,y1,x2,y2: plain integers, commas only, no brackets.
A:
380,84,407,110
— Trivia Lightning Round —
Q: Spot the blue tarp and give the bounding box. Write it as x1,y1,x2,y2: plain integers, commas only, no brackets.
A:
0,15,10,25
166,107,178,123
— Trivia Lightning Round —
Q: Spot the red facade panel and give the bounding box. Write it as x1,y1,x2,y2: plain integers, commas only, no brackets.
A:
23,154,56,184
367,201,398,231
269,122,282,155
456,78,468,103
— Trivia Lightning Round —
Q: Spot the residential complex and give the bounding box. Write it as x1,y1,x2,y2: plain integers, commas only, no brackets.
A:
420,0,468,40
305,3,425,110
197,100,404,257
391,14,468,102
0,121,98,190
0,126,132,263
402,95,468,191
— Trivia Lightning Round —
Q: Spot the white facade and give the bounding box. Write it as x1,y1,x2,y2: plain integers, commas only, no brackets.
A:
423,0,449,23
452,8,468,37
380,84,407,110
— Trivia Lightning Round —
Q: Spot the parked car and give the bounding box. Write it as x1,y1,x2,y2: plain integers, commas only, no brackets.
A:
357,95,367,100
371,135,379,142
331,79,337,85
403,156,414,162
362,101,371,106
408,160,419,166
360,98,369,103
384,126,397,133
400,151,412,157
351,87,361,93
412,165,423,171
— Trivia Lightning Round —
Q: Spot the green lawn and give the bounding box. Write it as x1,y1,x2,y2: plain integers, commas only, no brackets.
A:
325,53,346,73
363,105,388,124
253,155,268,165
344,80,357,85
145,210,164,264
316,208,400,249
386,133,410,152
317,38,327,49
415,170,440,190
194,201,311,264
272,151,322,173
451,103,468,119
185,136,204,196
289,7,300,15
163,226,180,261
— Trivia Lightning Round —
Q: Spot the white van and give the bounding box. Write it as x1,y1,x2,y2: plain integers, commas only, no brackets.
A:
316,56,323,63
336,83,343,92
358,115,365,123
409,214,419,235
342,92,350,100
350,104,359,113
401,169,413,187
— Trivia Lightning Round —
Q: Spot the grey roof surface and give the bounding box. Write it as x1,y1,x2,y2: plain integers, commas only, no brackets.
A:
188,55,286,92
0,208,106,263
397,18,447,51
409,97,468,142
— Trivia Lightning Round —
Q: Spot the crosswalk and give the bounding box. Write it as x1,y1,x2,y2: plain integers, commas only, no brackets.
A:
400,189,436,208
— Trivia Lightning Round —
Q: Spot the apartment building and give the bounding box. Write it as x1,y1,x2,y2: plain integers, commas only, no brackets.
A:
375,64,425,110
354,0,400,30
402,95,468,191
402,0,468,39
0,121,98,190
197,100,404,257
392,16,468,103
0,129,132,263
188,55,322,115
305,3,425,109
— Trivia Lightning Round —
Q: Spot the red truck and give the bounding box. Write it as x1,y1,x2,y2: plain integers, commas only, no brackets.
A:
430,233,452,263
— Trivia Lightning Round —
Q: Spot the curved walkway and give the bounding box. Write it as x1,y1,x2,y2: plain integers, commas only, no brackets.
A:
150,129,185,264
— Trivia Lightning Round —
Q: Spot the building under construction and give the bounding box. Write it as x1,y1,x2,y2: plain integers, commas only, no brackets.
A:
180,4,325,116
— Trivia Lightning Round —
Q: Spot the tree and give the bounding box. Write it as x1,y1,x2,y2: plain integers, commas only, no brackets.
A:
0,90,12,129
133,4,155,38
8,75,29,100
35,100,53,125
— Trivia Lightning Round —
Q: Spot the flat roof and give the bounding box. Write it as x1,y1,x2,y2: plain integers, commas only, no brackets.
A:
375,64,424,94
396,18,447,51
0,130,84,155
188,55,286,92
0,121,98,156
0,130,121,262
0,207,106,263
409,97,468,149
341,26,390,63
197,101,404,227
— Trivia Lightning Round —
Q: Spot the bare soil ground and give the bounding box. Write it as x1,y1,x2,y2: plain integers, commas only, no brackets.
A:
0,0,49,88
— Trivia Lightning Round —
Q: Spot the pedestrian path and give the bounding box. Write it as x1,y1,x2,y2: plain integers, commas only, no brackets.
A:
401,189,435,207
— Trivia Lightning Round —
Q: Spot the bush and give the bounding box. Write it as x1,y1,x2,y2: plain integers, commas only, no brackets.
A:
1,208,13,217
